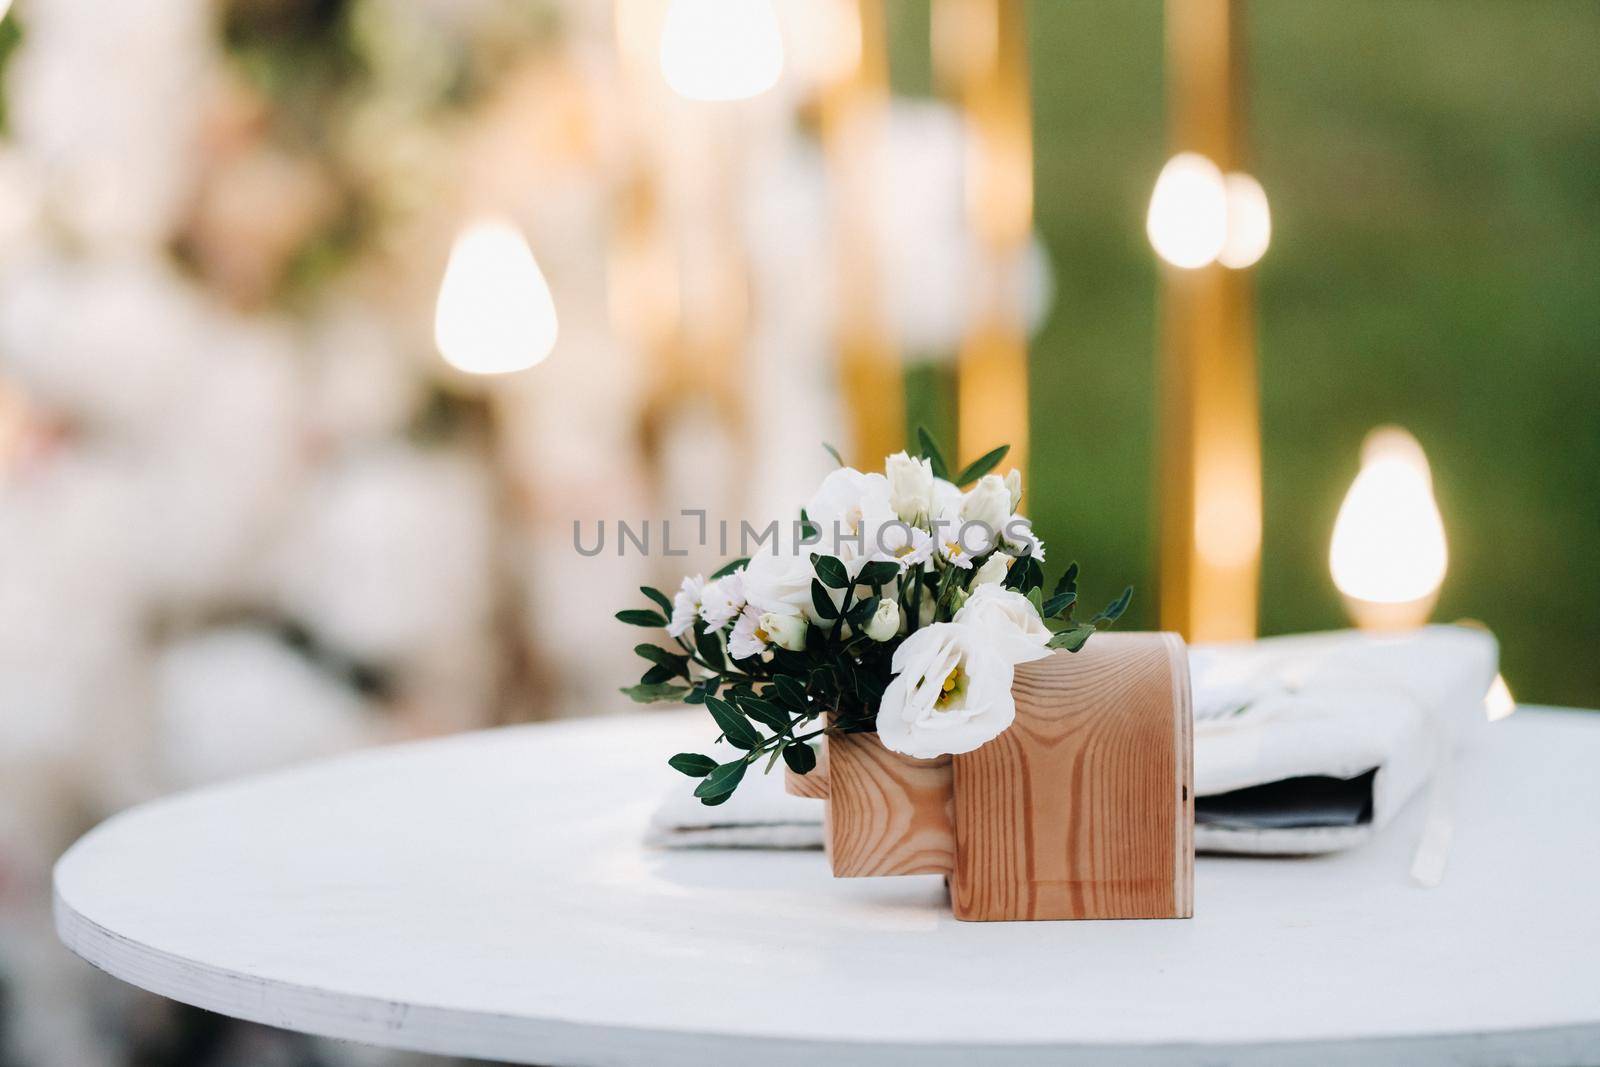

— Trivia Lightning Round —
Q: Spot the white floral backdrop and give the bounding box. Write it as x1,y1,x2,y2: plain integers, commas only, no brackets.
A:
0,0,1049,1062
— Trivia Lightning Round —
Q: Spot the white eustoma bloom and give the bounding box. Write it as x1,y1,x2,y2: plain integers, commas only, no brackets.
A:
960,473,1012,538
1000,515,1045,561
760,610,807,651
1005,468,1023,512
741,548,814,619
885,451,935,523
668,574,706,637
806,466,893,559
873,521,932,567
970,552,1012,588
876,623,1018,758
698,570,746,629
863,598,900,641
953,585,1053,664
728,607,769,660
931,477,963,524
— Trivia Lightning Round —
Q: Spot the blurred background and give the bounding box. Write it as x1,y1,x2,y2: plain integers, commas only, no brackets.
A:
0,0,1594,1064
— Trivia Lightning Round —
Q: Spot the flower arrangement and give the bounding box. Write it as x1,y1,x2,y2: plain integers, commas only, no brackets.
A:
618,433,1131,804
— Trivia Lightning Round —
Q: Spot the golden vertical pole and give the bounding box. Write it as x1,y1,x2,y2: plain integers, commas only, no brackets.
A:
934,0,1033,472
1157,0,1261,641
820,0,903,468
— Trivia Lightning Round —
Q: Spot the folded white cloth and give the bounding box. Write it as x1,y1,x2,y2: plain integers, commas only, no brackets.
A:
647,626,1501,860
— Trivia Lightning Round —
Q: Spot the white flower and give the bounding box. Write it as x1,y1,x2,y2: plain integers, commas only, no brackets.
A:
698,570,746,629
668,574,706,637
960,473,1012,538
971,553,1013,588
885,451,934,524
863,598,900,641
931,477,963,524
728,607,768,660
806,466,893,558
937,533,979,569
729,605,805,659
741,548,813,619
1000,515,1045,561
1004,468,1023,512
953,584,1053,664
872,521,932,568
760,610,807,651
876,623,1018,758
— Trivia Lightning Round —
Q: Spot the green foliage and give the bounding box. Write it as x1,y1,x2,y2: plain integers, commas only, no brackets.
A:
622,433,1134,803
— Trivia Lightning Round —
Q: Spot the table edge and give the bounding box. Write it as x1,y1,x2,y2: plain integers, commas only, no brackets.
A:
53,708,1600,1066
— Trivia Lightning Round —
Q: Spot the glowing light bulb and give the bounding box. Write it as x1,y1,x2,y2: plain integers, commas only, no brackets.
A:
434,219,558,376
1218,171,1271,269
1484,673,1516,722
1330,426,1449,630
659,0,785,102
1147,153,1228,269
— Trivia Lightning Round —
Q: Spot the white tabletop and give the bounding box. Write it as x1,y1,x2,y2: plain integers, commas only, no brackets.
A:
54,708,1600,1066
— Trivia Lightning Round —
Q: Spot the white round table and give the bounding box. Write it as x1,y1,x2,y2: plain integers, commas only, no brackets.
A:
54,708,1600,1066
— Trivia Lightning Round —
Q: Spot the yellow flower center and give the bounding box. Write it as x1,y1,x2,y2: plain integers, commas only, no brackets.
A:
944,541,963,558
934,665,966,710
754,625,770,643
894,543,917,558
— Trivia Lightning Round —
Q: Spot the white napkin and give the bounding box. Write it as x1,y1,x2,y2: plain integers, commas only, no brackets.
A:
647,626,1501,858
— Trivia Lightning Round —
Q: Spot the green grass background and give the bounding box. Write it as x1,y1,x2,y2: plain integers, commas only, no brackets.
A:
893,1,1600,707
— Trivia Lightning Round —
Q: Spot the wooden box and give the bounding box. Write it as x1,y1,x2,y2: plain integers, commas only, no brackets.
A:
787,632,1193,921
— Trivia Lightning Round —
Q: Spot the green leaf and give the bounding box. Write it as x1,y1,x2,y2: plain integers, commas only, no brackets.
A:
810,579,840,620
916,426,950,481
710,557,749,580
668,752,718,778
641,663,679,685
953,444,1009,487
619,682,690,703
1092,586,1134,628
693,759,748,798
1047,622,1096,652
1042,590,1077,619
699,790,734,806
706,697,761,749
855,560,902,587
781,742,817,775
616,608,668,627
822,442,845,467
634,643,687,670
693,625,726,670
811,553,849,589
1051,561,1080,602
640,586,674,616
737,696,791,733
846,595,880,628
773,674,808,710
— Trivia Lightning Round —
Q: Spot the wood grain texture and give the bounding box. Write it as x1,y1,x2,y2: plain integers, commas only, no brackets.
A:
950,632,1193,921
822,730,954,878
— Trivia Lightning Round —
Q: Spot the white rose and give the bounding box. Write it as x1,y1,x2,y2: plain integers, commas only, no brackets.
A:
863,598,900,641
668,574,705,637
971,553,1012,588
806,466,892,559
698,570,746,629
884,451,934,524
1004,468,1023,512
760,610,807,652
876,622,1018,758
960,473,1012,539
741,548,814,620
953,584,1053,664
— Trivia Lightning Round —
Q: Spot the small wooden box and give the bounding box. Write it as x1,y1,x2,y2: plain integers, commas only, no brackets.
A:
788,632,1193,921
